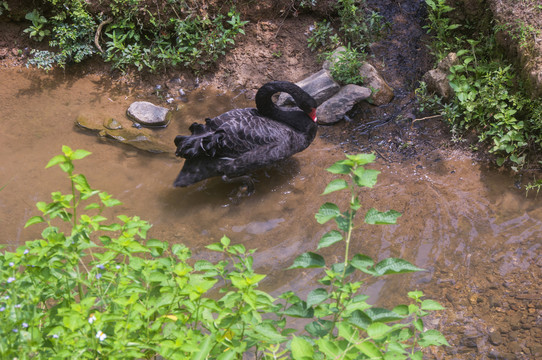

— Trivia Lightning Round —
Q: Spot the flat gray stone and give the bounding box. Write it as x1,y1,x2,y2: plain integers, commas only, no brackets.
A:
277,69,340,106
316,85,371,125
127,101,171,127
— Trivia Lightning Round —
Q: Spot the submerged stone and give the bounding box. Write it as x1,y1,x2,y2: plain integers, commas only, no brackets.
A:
75,114,172,153
126,101,171,127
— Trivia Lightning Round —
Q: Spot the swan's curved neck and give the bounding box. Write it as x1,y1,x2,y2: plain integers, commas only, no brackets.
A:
255,81,316,133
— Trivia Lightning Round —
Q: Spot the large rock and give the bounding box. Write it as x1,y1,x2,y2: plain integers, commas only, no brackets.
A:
316,85,372,125
127,101,171,127
359,63,394,106
277,69,340,106
421,52,459,101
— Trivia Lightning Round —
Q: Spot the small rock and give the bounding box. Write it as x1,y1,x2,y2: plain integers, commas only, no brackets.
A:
126,101,171,127
489,329,503,345
316,84,372,125
276,69,340,106
358,62,394,105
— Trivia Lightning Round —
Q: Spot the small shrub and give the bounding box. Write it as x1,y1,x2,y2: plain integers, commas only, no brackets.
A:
329,44,366,85
23,10,50,41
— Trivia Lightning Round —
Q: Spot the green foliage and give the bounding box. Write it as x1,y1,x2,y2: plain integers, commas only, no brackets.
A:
329,44,366,85
336,0,388,51
525,178,542,197
1,148,447,358
307,20,339,52
423,0,460,60
421,0,542,170
0,1,9,16
23,10,50,41
24,1,248,73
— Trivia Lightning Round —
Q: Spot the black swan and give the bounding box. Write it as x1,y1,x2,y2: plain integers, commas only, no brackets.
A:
173,81,318,191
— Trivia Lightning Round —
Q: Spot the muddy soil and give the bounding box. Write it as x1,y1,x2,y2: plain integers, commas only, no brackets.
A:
1,1,541,359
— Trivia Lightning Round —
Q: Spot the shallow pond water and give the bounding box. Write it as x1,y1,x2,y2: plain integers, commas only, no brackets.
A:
1,65,541,357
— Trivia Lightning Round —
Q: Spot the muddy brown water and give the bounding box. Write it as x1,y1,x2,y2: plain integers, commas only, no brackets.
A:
1,66,541,357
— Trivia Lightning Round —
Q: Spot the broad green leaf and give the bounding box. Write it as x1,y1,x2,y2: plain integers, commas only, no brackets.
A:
365,308,404,323
305,319,333,337
348,310,372,330
284,302,314,318
346,153,375,165
45,155,66,168
367,322,392,339
291,337,314,360
322,179,349,194
317,230,343,249
419,329,450,347
350,254,374,273
326,161,351,174
365,208,402,224
316,338,340,358
307,288,329,307
421,299,445,311
71,149,91,160
353,167,380,188
253,323,287,343
193,335,214,360
357,341,383,359
373,258,424,276
315,202,341,224
24,216,45,228
288,252,325,269
383,350,407,359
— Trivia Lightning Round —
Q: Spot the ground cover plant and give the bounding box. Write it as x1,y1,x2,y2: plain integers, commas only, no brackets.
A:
22,0,247,72
419,0,542,171
0,146,447,359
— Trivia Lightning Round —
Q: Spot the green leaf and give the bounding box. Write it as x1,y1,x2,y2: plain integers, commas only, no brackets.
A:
421,299,445,311
315,202,341,224
350,254,375,273
346,153,375,165
71,149,91,160
45,155,66,168
353,168,380,188
348,310,372,330
193,335,214,360
373,258,424,276
419,329,450,347
317,230,343,249
367,322,392,339
322,179,349,194
289,252,325,269
305,319,334,337
365,308,404,323
24,216,45,228
326,161,351,174
316,338,340,358
291,337,314,359
306,288,329,307
284,302,314,318
365,208,402,224
357,341,383,359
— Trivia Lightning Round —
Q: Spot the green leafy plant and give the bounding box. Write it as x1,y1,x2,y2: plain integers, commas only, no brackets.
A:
421,0,542,169
282,153,449,358
307,20,339,52
0,1,9,16
329,44,366,85
23,10,50,41
1,148,448,358
336,0,388,51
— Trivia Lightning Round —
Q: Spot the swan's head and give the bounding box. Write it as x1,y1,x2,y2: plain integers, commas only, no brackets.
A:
307,108,317,123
